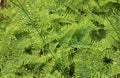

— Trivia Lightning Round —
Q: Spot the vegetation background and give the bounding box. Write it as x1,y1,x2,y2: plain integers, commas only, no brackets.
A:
0,0,120,78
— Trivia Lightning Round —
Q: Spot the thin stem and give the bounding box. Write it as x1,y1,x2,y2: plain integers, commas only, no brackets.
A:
16,0,33,23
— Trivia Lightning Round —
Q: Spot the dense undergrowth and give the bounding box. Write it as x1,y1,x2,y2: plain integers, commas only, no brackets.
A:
0,0,120,78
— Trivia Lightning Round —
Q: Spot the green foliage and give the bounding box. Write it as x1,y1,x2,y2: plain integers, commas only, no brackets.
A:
0,0,120,78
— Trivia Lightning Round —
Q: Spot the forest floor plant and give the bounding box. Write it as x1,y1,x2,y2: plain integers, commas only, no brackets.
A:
0,0,120,78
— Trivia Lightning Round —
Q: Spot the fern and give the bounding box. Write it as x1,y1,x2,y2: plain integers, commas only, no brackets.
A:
0,0,120,78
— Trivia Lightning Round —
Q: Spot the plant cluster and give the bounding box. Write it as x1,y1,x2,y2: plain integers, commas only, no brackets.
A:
0,0,120,78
